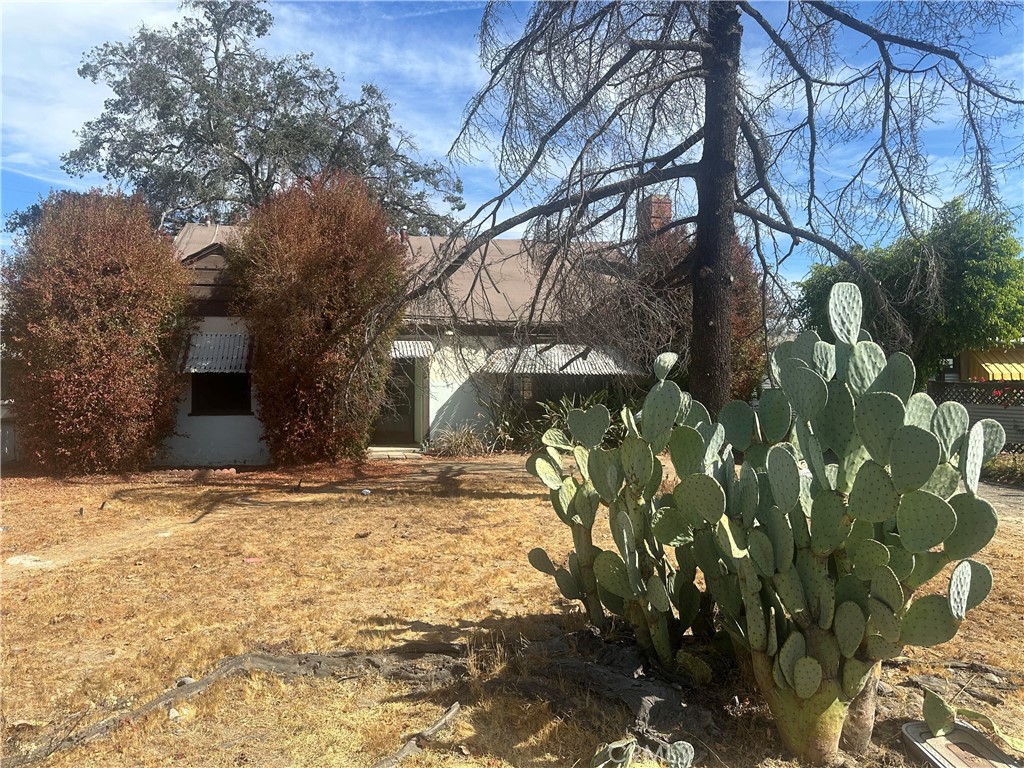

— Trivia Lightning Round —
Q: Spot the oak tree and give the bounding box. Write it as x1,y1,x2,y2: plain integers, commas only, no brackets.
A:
62,0,464,234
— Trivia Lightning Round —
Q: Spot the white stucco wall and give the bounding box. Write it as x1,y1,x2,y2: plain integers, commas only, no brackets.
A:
427,336,500,437
155,316,269,467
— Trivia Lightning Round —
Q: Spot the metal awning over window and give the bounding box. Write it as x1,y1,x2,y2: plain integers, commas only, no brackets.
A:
391,340,435,359
965,348,1024,381
182,333,251,374
481,344,640,376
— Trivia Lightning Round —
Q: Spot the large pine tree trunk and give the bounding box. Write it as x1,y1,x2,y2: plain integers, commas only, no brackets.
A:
690,2,742,417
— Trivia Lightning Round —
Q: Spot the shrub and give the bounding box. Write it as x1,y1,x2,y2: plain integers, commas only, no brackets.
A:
2,190,192,473
228,174,406,464
427,423,488,457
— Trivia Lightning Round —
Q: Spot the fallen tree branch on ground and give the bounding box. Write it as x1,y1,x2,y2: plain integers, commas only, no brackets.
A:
4,641,466,768
369,702,463,768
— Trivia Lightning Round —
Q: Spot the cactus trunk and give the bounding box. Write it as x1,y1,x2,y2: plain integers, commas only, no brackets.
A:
841,661,881,754
571,523,607,631
752,652,849,765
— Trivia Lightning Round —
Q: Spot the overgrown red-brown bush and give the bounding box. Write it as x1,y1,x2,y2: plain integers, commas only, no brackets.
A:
2,190,193,473
228,174,406,463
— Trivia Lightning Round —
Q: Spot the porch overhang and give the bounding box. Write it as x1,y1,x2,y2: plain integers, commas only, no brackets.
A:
481,344,641,376
391,340,435,359
182,333,251,374
965,347,1024,381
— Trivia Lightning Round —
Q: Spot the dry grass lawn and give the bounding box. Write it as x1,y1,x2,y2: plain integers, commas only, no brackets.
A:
1,456,1022,767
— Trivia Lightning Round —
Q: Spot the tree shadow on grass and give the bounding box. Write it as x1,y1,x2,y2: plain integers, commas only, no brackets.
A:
352,612,740,768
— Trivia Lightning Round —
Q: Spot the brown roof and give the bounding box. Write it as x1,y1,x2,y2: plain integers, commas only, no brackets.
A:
173,225,618,327
173,224,241,261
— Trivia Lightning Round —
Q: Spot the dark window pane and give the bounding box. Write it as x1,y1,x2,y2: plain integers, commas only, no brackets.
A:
192,373,251,415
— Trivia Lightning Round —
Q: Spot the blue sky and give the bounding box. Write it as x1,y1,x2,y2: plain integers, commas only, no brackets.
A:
2,1,1022,283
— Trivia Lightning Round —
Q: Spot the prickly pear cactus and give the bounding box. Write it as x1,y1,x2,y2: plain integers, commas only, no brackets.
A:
525,351,721,677
525,283,1004,765
695,282,1003,764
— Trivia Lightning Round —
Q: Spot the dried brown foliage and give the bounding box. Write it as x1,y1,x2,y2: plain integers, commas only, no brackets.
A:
228,174,406,464
1,191,192,474
557,232,768,400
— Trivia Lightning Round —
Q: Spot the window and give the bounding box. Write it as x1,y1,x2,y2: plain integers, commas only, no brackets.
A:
191,373,252,416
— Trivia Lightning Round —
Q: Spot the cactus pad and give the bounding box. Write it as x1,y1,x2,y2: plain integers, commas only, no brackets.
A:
718,400,756,452
567,405,611,449
905,392,938,429
669,426,705,478
959,421,985,495
834,601,867,658
846,341,887,397
897,490,957,553
841,657,877,698
889,425,941,493
793,656,824,699
885,543,916,580
748,528,776,578
774,564,810,619
865,633,903,660
848,537,890,579
677,472,726,524
527,451,563,490
810,490,852,556
812,340,837,380
779,630,807,687
931,401,969,460
554,568,582,600
870,565,906,613
867,597,901,642
921,463,961,499
542,428,573,451
945,493,997,560
813,380,856,457
829,282,863,345
652,504,693,548
900,594,961,647
647,574,672,612
643,380,684,453
767,444,801,511
588,447,622,503
978,418,1007,464
653,352,678,381
759,389,793,442
593,550,633,599
528,547,557,576
947,559,991,620
848,460,900,523
786,364,829,420
867,352,916,403
904,551,949,590
620,435,655,488
855,392,905,465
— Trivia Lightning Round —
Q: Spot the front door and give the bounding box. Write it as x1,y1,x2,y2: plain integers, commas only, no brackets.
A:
372,359,417,445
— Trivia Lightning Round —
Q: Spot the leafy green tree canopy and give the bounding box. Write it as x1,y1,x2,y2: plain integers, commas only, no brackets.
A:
62,0,463,234
797,200,1024,384
227,173,406,464
2,191,193,474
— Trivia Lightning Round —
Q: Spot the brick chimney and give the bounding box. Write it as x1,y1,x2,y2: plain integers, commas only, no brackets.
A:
637,194,672,268
638,194,672,241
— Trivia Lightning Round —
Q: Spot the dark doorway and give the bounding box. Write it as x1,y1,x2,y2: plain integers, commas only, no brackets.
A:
372,359,417,445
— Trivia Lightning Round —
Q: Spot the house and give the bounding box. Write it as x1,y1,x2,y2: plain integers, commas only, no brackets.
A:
160,224,641,466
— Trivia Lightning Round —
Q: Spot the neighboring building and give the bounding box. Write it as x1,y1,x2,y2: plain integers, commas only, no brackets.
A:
931,344,1024,452
161,224,639,466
